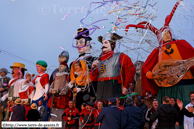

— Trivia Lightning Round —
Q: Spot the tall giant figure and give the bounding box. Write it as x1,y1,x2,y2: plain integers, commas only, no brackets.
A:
91,33,135,101
125,0,194,105
32,60,50,120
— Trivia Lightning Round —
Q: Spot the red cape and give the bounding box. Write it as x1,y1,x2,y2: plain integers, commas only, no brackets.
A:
141,40,194,96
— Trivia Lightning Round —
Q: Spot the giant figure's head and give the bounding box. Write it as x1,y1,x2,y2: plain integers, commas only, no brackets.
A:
98,33,123,53
75,28,92,54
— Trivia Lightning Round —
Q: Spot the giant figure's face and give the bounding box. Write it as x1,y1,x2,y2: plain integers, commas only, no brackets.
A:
11,67,20,78
36,65,44,74
102,40,112,53
74,63,82,72
163,31,172,43
59,65,66,72
58,56,67,63
76,38,90,54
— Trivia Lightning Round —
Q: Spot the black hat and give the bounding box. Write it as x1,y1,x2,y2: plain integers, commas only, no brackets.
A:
86,101,94,106
83,94,90,102
75,28,92,40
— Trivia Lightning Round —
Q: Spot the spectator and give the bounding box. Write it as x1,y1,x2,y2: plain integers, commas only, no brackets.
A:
80,102,96,129
116,97,124,111
150,96,178,129
184,91,194,129
137,96,148,116
145,99,158,129
170,97,183,129
121,97,145,129
23,100,31,120
11,98,26,121
81,103,87,111
37,100,47,121
94,101,103,129
62,100,80,129
98,97,121,129
26,103,40,121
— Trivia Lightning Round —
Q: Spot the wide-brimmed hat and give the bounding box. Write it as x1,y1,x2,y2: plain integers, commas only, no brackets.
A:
31,103,37,109
24,100,30,105
75,28,92,40
10,62,27,71
15,98,22,104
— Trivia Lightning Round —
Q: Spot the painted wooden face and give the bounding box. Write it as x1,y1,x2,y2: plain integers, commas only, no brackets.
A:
163,31,172,43
58,56,67,63
11,67,20,78
76,38,90,54
74,63,82,72
102,40,111,53
36,65,44,74
59,65,66,72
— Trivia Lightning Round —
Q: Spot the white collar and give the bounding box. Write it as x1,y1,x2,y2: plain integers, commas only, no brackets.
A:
56,72,68,77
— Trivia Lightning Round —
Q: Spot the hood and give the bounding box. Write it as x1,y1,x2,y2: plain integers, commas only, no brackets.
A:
160,104,174,114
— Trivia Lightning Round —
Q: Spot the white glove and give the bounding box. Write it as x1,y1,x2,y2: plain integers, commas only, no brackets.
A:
67,82,73,88
76,88,81,93
122,87,128,95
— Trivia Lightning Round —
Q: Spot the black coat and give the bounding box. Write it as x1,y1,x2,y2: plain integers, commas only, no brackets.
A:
150,104,178,129
98,105,121,129
140,103,148,116
26,109,40,121
121,104,145,129
11,105,26,121
173,103,183,125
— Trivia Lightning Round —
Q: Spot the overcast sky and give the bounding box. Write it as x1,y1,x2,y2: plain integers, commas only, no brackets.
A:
0,0,193,78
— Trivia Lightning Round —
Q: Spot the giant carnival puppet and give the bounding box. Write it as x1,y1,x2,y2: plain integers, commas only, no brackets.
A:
125,0,194,105
91,33,135,101
32,60,50,120
69,28,97,104
49,51,69,84
0,62,31,101
0,68,10,108
48,62,71,128
68,60,91,111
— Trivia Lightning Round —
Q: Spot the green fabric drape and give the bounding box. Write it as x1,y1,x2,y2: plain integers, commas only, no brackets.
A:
157,84,194,107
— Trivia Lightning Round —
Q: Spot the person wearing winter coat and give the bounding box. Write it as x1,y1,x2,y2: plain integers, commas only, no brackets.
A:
98,97,121,129
121,97,145,129
150,96,179,129
26,103,40,121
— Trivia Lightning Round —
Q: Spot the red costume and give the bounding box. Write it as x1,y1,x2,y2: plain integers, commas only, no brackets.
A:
62,107,80,129
80,108,96,129
94,109,102,129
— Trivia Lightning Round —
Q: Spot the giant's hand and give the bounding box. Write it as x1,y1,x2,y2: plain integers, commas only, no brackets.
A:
146,71,153,79
122,87,128,95
92,60,99,69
